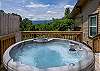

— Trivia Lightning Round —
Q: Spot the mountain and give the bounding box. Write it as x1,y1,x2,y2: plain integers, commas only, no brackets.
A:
32,20,51,24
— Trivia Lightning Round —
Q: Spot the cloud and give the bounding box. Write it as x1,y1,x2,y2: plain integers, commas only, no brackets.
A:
2,0,76,20
25,11,63,20
25,2,50,8
64,5,74,9
17,8,22,11
47,11,57,14
28,14,34,17
64,5,74,11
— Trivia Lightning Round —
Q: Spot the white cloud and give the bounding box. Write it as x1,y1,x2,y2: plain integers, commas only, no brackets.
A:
28,14,34,17
2,0,75,20
47,11,57,14
17,8,22,11
33,12,63,20
26,2,50,8
64,5,74,9
64,5,74,11
26,12,63,20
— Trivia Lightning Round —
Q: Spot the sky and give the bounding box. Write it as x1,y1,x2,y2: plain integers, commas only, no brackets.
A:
0,0,77,20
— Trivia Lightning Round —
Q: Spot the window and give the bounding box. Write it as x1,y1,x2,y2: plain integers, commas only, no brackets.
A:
89,14,98,37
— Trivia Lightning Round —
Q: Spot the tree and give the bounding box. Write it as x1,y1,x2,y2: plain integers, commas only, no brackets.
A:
20,18,33,31
51,14,74,31
64,8,70,19
0,10,5,14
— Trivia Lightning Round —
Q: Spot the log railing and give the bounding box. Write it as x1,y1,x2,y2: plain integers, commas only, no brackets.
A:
0,33,16,64
21,31,83,42
93,34,100,53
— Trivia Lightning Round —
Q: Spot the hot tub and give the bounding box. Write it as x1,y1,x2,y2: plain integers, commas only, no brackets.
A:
3,38,95,71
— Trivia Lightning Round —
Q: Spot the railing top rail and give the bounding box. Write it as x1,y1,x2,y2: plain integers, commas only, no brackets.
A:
21,31,83,33
0,33,15,40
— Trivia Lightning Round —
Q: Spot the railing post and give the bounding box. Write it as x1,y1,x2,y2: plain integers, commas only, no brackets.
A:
93,39,95,53
93,34,100,53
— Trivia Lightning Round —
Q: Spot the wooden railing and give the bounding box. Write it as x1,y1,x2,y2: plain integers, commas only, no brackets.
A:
0,33,16,64
93,34,100,53
21,31,83,42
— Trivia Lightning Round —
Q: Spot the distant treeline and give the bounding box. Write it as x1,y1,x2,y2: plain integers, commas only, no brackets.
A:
20,8,75,31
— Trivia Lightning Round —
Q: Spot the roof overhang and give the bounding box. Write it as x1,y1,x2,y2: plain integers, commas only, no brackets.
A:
71,0,89,17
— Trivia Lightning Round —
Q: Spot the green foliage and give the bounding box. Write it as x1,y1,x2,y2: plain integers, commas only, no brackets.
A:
64,8,70,19
0,10,5,14
20,18,34,31
20,8,74,31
